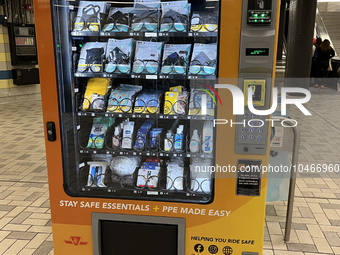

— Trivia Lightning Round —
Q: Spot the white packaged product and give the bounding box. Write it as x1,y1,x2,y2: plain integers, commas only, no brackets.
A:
137,162,160,188
166,161,184,191
110,156,141,185
87,161,107,187
190,158,212,193
133,41,163,74
122,121,135,149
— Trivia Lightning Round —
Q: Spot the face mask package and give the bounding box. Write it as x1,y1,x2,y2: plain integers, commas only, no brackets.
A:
190,158,212,193
110,156,141,186
137,159,161,188
82,78,111,111
107,84,142,113
87,117,115,149
160,1,190,32
134,0,161,8
86,154,112,188
189,88,215,116
190,12,219,32
133,41,163,74
134,120,155,150
73,1,110,32
105,38,133,74
131,1,160,33
166,158,184,190
77,42,107,73
161,44,191,75
189,43,217,76
134,92,161,114
102,7,133,32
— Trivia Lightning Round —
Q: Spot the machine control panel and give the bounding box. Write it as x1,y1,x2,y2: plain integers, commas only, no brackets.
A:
236,0,277,155
247,0,272,25
235,111,269,155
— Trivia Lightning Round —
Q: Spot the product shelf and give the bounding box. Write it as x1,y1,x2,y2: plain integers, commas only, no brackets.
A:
71,31,101,37
74,72,216,80
77,111,214,121
79,167,212,203
80,185,211,203
70,31,218,39
79,149,213,159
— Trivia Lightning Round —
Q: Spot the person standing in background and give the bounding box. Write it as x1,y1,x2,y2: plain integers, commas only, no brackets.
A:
311,37,322,86
314,39,335,89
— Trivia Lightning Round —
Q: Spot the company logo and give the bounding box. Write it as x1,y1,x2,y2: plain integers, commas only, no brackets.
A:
215,85,311,116
200,82,222,106
64,236,88,246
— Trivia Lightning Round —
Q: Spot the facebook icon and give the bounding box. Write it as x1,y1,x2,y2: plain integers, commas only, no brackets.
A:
194,244,204,253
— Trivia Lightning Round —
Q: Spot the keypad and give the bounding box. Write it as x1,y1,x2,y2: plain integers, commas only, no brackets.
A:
238,113,268,144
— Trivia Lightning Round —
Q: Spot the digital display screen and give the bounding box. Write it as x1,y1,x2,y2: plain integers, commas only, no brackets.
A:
101,220,178,255
246,48,269,56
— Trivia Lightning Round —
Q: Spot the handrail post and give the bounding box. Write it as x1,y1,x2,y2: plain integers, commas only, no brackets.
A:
272,116,300,242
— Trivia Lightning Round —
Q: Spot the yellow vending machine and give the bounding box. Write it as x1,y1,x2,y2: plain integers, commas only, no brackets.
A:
34,0,280,254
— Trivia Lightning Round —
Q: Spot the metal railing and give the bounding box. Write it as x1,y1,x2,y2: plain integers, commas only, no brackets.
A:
271,116,300,242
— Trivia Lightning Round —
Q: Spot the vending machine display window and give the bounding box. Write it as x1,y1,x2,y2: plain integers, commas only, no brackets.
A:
52,0,220,204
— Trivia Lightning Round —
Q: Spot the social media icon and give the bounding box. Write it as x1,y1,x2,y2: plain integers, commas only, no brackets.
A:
194,244,204,253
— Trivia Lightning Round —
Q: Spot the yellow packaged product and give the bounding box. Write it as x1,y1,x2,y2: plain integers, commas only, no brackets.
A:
82,78,111,111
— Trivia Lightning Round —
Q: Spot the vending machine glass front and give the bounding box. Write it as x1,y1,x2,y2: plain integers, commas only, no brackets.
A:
51,0,220,204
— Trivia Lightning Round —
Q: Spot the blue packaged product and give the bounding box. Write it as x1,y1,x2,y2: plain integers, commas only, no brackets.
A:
149,128,163,148
134,128,148,149
134,119,155,149
174,126,184,151
134,92,161,114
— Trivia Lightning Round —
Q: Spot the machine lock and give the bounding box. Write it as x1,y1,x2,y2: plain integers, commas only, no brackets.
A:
46,122,56,142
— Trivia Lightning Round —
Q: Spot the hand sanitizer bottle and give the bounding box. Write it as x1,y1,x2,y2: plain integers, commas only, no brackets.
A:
112,126,120,148
164,130,173,151
202,121,213,153
190,130,200,153
174,128,184,151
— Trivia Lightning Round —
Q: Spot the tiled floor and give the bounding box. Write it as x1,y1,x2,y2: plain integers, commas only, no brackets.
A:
264,87,340,255
0,100,53,255
0,88,340,254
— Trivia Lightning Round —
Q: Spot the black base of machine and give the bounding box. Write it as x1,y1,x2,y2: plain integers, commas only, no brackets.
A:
12,68,40,85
